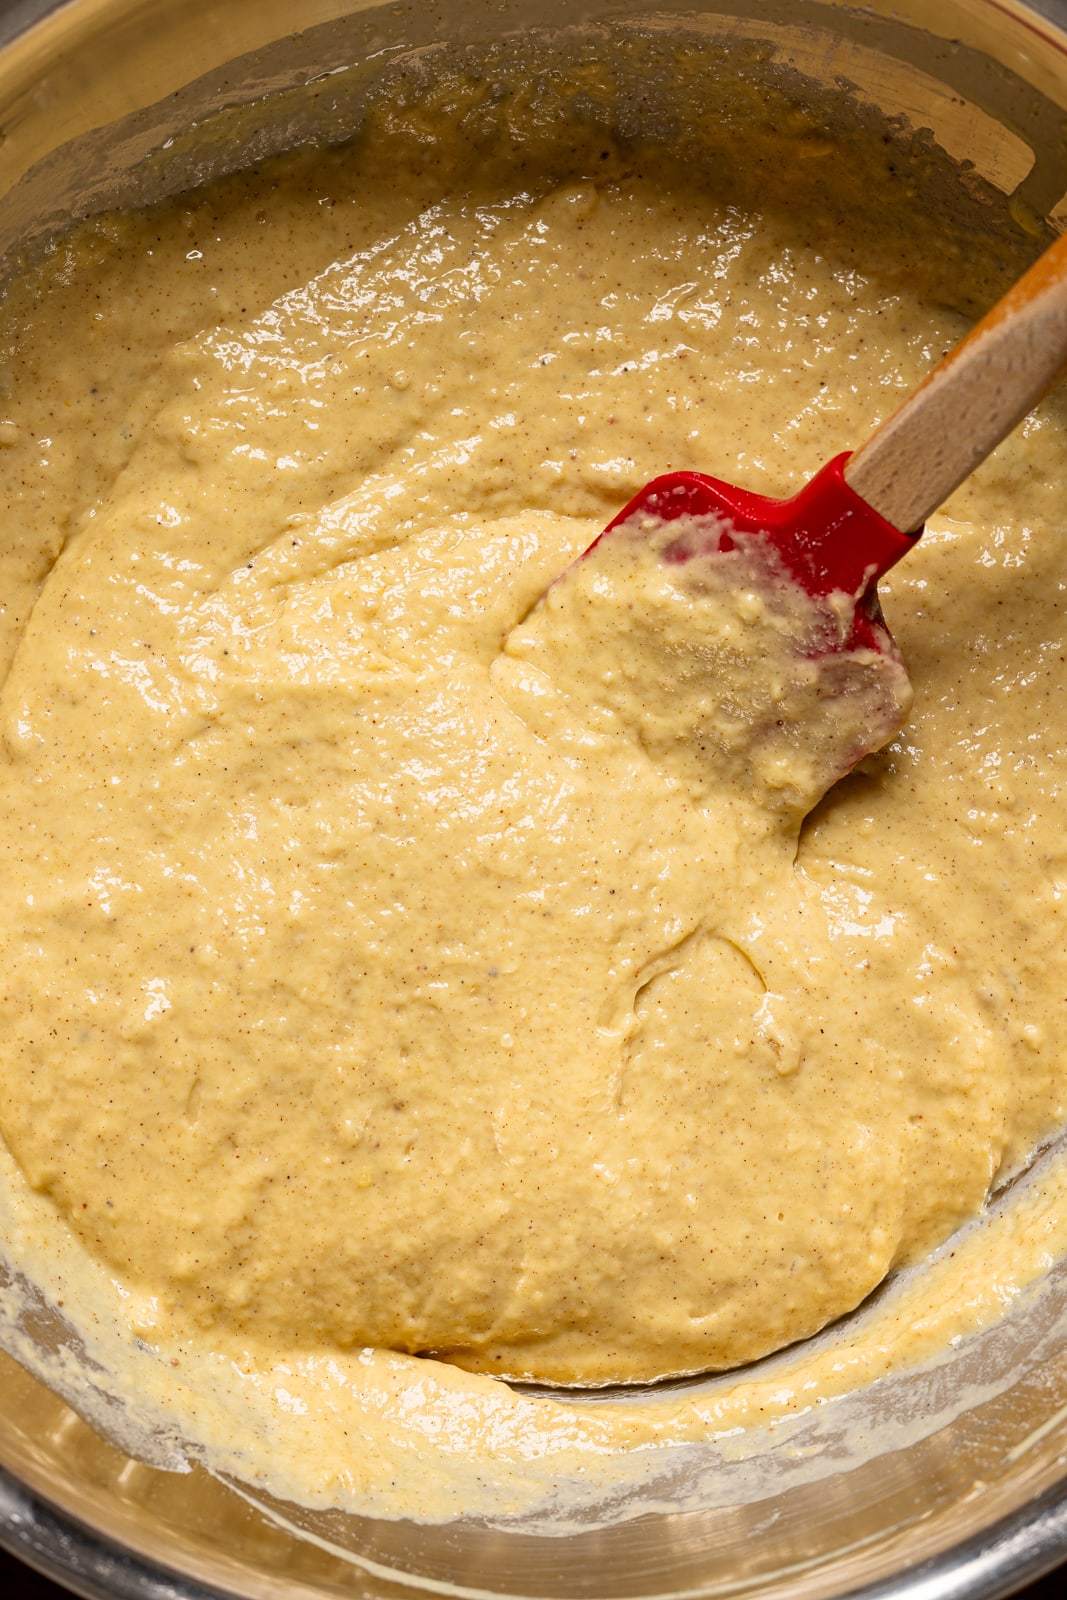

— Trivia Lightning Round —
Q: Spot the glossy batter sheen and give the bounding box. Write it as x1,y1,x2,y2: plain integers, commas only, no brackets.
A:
0,66,1065,1488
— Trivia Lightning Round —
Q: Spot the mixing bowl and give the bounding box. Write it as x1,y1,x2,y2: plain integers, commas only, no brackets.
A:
1,1,1067,1596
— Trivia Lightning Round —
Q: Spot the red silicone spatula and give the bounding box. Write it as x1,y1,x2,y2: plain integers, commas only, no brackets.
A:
591,228,1067,659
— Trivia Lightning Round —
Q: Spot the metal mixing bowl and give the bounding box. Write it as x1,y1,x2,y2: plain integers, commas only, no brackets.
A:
1,2,1067,1596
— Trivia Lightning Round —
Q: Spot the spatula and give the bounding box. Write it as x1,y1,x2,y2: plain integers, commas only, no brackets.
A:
589,228,1067,662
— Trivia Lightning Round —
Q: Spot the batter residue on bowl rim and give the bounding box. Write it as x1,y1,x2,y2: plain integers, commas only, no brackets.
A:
0,53,1065,1524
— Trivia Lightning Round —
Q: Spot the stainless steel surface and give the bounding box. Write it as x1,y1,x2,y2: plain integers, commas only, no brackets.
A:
1,2,1067,1598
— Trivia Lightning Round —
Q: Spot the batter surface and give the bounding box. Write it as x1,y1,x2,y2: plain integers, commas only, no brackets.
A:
0,58,1065,1513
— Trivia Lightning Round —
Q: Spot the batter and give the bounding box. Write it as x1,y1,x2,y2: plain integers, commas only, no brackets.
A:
0,57,1065,1514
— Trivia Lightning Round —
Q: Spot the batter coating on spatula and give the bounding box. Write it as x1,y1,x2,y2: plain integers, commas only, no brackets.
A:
536,513,912,821
0,55,1064,1494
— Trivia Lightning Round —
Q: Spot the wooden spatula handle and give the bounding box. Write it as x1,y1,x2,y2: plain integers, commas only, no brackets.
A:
844,228,1067,533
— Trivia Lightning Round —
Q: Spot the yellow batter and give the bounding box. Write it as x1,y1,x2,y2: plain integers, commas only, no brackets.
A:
0,61,1065,1512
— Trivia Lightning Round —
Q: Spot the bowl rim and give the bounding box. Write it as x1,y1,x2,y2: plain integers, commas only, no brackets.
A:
1,1459,1066,1600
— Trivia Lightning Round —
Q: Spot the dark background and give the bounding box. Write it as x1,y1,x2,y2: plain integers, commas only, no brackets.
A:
0,1543,1064,1599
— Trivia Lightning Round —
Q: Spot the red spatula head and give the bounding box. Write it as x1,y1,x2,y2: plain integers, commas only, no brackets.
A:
594,453,918,654
566,453,919,805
